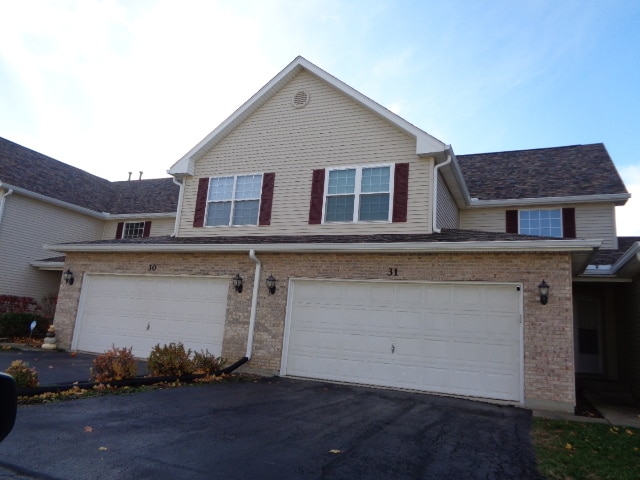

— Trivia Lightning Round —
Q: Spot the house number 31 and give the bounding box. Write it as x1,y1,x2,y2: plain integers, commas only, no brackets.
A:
387,268,398,277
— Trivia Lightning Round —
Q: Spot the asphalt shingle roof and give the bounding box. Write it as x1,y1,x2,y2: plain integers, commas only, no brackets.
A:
589,236,640,266
457,144,628,201
0,136,178,214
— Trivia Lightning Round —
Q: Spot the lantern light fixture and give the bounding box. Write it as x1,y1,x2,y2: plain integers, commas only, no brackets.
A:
266,274,276,295
538,280,550,305
233,273,243,293
63,269,74,286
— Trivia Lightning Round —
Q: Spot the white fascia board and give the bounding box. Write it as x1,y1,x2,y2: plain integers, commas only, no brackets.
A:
105,212,177,220
45,238,602,254
437,148,473,208
0,182,106,219
168,56,447,177
468,193,630,208
30,260,64,271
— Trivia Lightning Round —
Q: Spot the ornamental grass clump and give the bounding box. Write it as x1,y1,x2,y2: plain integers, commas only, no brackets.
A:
90,345,137,383
148,342,194,377
5,359,39,388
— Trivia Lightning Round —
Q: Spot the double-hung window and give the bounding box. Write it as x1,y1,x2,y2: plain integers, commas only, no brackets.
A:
519,208,562,237
123,221,145,239
324,165,391,222
206,174,263,226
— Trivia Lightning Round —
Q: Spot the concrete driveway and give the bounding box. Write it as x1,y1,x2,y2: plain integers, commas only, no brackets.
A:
0,378,541,479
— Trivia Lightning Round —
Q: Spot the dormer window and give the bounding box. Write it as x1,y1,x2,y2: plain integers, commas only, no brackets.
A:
506,208,575,239
115,221,151,239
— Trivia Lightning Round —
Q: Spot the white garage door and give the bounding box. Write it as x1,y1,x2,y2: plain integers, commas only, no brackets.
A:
72,275,229,358
282,280,522,402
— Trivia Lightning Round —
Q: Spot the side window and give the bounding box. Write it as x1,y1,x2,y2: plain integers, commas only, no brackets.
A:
324,165,391,223
116,221,151,239
519,209,562,237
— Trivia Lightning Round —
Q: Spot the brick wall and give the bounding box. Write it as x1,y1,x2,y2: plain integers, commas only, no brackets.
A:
54,250,574,410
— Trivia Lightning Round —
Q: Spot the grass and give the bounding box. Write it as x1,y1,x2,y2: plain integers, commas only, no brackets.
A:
532,418,640,480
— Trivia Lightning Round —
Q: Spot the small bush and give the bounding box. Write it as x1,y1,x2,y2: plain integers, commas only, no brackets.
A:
0,295,41,315
5,360,39,388
0,313,49,337
148,343,194,377
192,350,226,375
90,345,137,383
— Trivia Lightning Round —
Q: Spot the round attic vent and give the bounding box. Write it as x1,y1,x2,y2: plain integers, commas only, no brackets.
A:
293,90,310,108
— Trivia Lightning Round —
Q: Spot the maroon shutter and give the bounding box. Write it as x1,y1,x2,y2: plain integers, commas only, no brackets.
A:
506,210,518,233
392,163,409,222
308,169,325,224
143,221,152,238
193,178,209,227
562,208,576,238
259,173,275,226
115,222,124,239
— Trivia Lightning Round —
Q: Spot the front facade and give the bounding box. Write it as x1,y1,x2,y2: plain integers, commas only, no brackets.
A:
39,57,635,412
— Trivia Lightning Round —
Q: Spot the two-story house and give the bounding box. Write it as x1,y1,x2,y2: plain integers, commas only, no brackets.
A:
0,137,179,304
46,57,638,413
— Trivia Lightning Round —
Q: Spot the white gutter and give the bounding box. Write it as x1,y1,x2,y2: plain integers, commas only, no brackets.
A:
171,176,185,237
583,241,640,276
0,182,106,219
0,187,14,226
106,212,176,220
44,238,603,254
246,249,261,359
432,148,452,233
468,193,630,208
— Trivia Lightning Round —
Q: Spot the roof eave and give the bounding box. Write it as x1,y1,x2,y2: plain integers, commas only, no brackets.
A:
468,193,630,208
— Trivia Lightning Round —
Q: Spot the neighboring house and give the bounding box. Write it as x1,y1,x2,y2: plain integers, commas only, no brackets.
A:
0,137,179,303
43,57,637,412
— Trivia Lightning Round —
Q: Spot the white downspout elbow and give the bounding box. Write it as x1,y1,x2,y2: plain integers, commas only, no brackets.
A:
432,152,452,234
171,177,185,237
0,187,14,226
246,249,262,360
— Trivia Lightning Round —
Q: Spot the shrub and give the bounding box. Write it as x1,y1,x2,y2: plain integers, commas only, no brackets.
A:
192,350,226,375
5,360,39,388
90,346,137,383
0,295,41,315
0,313,49,337
148,343,194,377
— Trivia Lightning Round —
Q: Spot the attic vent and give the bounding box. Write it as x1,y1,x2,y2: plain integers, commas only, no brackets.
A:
293,90,309,108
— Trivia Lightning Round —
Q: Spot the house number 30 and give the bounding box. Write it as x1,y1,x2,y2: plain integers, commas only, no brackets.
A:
387,268,398,277
148,264,157,271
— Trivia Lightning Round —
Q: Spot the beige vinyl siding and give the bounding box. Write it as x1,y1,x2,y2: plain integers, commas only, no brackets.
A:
435,172,459,229
179,70,433,237
0,193,104,300
460,203,618,249
102,217,175,240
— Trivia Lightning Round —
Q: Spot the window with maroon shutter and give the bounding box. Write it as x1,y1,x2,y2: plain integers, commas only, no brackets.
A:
193,177,209,227
512,208,569,238
392,163,409,222
259,173,275,226
308,169,325,224
115,222,124,239
143,221,152,238
562,208,576,238
506,210,518,234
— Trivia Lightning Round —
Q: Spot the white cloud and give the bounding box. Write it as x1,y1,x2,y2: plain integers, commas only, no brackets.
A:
616,166,640,236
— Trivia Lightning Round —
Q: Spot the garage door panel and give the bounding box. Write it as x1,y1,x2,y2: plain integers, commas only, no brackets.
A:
74,275,228,358
285,280,522,402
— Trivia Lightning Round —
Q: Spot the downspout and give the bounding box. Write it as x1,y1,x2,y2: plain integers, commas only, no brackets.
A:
219,248,261,375
171,176,185,237
0,187,14,227
432,149,452,234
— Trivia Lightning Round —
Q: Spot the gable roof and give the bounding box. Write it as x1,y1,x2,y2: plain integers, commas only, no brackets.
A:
169,56,447,176
0,136,179,216
457,144,630,205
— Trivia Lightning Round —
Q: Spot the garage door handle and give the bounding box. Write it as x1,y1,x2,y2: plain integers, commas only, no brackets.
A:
391,343,395,354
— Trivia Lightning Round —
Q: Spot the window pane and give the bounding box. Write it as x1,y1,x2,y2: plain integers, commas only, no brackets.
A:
232,200,259,225
519,209,562,238
325,195,355,222
359,194,389,221
123,222,145,239
208,177,234,201
361,167,390,193
206,202,232,226
327,169,356,195
235,174,262,200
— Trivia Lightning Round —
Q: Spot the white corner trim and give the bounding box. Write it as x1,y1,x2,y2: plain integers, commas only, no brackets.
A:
44,238,603,254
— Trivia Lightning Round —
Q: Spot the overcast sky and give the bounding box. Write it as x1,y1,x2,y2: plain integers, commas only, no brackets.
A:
1,0,638,234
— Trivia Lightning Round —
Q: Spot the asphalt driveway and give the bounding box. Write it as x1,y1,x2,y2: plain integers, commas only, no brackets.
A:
0,377,541,479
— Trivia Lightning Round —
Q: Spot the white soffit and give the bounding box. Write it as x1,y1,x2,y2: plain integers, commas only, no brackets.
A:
168,56,447,176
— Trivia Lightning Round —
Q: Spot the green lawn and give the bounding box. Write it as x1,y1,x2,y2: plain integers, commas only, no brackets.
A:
532,418,640,480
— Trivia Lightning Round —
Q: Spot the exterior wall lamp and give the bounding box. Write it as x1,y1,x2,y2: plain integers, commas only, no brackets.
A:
63,269,74,286
266,274,276,295
233,274,243,293
538,280,550,305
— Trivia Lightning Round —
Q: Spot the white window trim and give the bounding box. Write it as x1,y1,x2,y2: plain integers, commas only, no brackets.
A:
321,163,395,224
123,221,145,239
518,207,563,238
204,173,264,227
